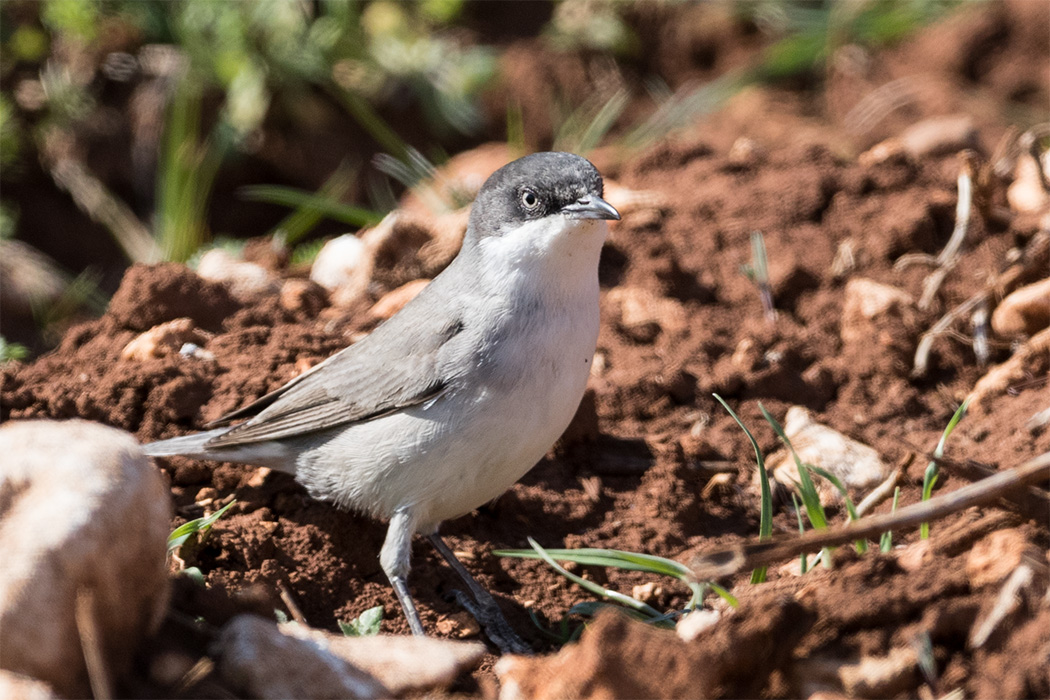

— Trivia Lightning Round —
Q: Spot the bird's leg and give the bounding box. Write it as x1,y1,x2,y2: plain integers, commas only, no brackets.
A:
428,532,532,655
381,508,425,636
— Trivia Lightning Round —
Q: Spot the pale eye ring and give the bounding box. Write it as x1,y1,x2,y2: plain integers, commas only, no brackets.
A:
520,189,540,210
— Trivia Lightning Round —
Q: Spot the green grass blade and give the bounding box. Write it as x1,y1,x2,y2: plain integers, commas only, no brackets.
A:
880,486,901,553
240,185,384,229
327,85,411,164
921,398,970,539
759,403,828,531
495,547,691,579
713,394,772,584
523,538,664,620
807,464,867,553
167,500,237,553
791,492,808,574
707,582,738,608
253,160,376,244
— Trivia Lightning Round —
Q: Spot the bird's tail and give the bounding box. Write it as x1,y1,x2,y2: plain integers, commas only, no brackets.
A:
142,427,231,459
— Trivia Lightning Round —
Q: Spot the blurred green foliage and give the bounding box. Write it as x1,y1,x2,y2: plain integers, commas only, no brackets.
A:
1,0,499,263
743,0,964,80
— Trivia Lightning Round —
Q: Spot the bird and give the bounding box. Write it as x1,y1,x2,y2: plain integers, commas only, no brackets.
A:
143,151,620,652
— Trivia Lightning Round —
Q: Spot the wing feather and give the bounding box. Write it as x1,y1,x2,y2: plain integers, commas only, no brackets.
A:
202,279,467,449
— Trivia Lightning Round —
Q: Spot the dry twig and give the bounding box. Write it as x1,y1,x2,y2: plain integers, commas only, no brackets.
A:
278,581,309,625
689,451,1050,582
912,230,1049,377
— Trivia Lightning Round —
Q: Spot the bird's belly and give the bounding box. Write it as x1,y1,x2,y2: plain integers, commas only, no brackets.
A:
295,300,598,529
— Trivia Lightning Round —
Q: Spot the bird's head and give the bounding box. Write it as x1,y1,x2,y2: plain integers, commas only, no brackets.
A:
464,152,620,265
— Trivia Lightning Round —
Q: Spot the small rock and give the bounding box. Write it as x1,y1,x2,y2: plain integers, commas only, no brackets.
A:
764,407,889,506
607,287,686,344
280,278,328,317
434,611,482,640
281,623,485,695
1007,150,1050,214
121,317,210,361
727,137,766,168
368,279,430,320
197,248,279,298
314,214,449,309
217,616,387,700
967,326,1050,411
841,278,914,345
194,486,219,503
0,420,170,697
895,540,932,572
310,234,369,293
965,529,1044,588
859,115,977,165
631,582,662,604
991,277,1050,338
676,609,720,642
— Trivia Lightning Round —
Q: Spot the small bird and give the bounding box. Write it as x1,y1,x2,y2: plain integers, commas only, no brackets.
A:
143,152,619,652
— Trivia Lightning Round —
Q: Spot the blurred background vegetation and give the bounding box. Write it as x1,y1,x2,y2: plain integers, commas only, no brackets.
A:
1,0,969,358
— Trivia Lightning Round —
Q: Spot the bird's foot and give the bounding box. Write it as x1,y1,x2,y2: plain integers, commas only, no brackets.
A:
449,589,532,655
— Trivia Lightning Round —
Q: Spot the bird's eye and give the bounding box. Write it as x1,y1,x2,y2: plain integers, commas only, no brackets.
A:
520,189,540,210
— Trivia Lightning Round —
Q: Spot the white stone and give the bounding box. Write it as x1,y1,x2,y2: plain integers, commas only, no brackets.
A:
309,233,369,291
281,622,486,695
0,420,170,697
841,278,914,345
766,407,890,506
197,248,278,297
217,615,387,700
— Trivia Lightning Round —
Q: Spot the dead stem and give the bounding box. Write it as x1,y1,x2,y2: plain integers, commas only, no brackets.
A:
75,587,113,700
278,581,309,625
912,230,1048,377
855,466,903,518
689,451,1050,582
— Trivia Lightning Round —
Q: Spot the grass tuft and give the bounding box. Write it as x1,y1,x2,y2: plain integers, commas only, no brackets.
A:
496,537,737,629
713,394,773,583
920,397,970,538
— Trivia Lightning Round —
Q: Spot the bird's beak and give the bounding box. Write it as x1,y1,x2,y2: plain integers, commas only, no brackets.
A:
562,195,621,221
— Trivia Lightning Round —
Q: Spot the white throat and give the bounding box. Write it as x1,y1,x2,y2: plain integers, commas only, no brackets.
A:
475,216,608,302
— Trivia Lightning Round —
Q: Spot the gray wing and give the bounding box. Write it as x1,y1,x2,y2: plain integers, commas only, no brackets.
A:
203,288,467,449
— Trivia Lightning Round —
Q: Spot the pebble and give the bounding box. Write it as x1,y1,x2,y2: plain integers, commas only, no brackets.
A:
121,317,210,361
282,622,486,695
217,615,387,700
197,248,279,298
991,277,1050,338
764,406,890,506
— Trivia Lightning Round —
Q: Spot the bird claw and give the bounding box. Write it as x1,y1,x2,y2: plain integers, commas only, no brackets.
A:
449,588,532,656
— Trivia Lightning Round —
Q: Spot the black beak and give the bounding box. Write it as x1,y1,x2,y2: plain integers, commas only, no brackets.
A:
562,195,621,221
